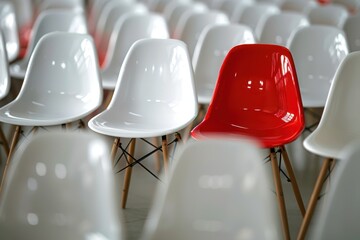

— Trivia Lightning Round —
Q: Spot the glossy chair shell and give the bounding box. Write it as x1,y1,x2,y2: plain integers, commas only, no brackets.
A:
307,4,349,28
343,14,360,52
304,52,360,158
0,2,19,62
0,32,10,100
101,13,169,90
10,10,88,79
141,138,280,240
288,26,348,108
260,12,309,47
193,24,256,104
191,44,304,148
307,141,360,239
0,32,102,126
89,38,197,138
0,131,123,240
179,11,229,58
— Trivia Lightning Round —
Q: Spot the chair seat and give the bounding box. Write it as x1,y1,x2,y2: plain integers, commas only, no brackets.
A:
192,111,303,148
89,109,194,138
0,97,98,126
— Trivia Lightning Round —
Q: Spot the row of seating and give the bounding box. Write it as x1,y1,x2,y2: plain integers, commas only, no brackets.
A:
0,0,359,239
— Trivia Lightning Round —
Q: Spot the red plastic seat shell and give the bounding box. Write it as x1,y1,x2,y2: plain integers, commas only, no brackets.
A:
191,44,305,148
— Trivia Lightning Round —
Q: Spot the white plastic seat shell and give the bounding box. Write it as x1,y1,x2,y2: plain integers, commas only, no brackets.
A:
0,32,102,126
0,32,10,100
0,2,19,62
303,52,360,158
140,138,281,240
288,25,348,108
9,10,88,79
343,14,360,53
307,4,349,28
0,131,124,240
101,13,169,90
88,38,198,138
192,24,256,104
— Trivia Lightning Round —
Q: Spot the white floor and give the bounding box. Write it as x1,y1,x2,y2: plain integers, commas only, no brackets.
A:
0,81,326,240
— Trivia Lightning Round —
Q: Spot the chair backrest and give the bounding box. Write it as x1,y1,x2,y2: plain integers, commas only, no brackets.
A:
179,11,229,58
304,52,360,152
168,1,208,38
0,2,19,62
260,12,309,46
192,24,255,104
219,0,254,23
95,1,148,59
7,32,102,126
0,31,10,100
101,13,169,89
307,140,360,239
288,25,348,108
37,0,84,13
21,9,88,66
343,14,360,52
141,138,280,240
106,38,197,132
0,131,124,240
239,3,280,40
191,44,304,148
280,0,318,14
307,4,349,28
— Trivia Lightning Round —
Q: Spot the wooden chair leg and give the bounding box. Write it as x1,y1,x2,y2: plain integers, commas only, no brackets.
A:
110,137,120,168
0,125,21,195
281,145,306,216
297,158,333,240
161,135,169,174
270,148,290,240
152,137,161,174
121,138,136,209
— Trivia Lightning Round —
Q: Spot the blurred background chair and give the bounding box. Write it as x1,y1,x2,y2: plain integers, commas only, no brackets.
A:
259,12,309,47
299,51,360,239
191,44,305,240
9,9,87,79
0,2,19,62
288,25,348,132
100,12,169,108
238,3,280,40
306,140,360,239
0,131,124,240
88,38,197,209
307,4,349,28
0,32,102,193
343,14,360,53
141,138,281,240
94,1,148,66
218,0,254,23
280,0,318,14
178,11,229,59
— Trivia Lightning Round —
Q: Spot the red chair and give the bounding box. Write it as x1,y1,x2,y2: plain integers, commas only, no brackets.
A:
191,44,305,240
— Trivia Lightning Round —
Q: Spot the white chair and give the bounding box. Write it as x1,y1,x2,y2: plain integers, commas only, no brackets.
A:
343,14,360,52
36,0,84,13
140,138,280,240
307,4,349,28
333,0,360,14
260,12,309,46
298,51,360,239
0,2,19,62
288,25,348,109
101,13,169,90
0,32,102,192
281,0,318,14
193,24,255,105
87,0,115,35
178,11,229,59
88,38,198,209
0,131,124,240
307,140,360,239
0,31,10,100
238,3,280,40
219,0,254,23
9,9,88,79
94,1,148,66
167,1,208,39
